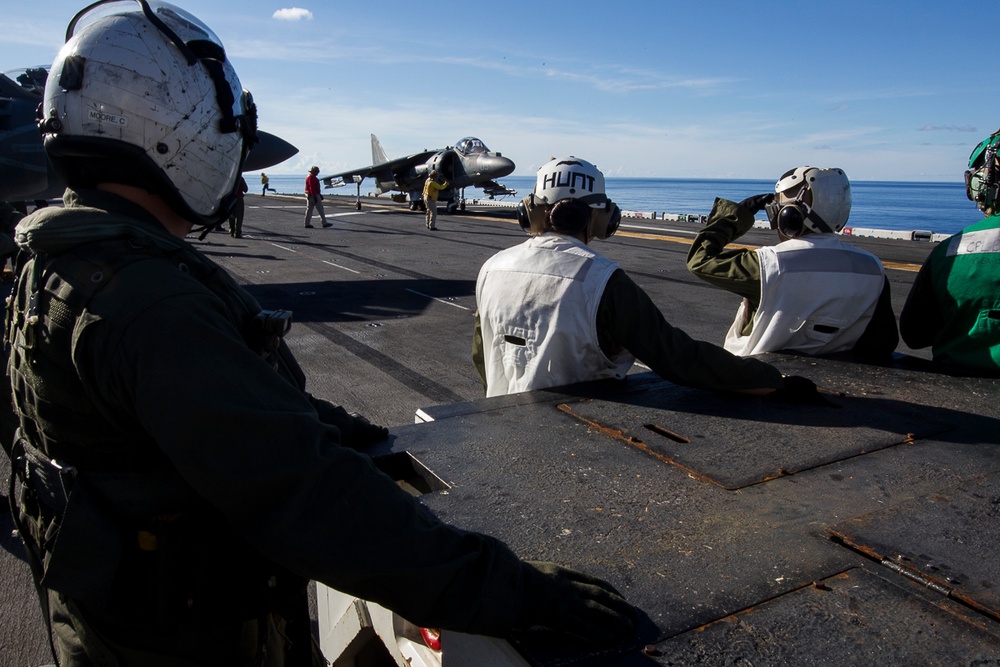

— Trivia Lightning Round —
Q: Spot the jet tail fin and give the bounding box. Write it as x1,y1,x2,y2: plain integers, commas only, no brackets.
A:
371,134,389,165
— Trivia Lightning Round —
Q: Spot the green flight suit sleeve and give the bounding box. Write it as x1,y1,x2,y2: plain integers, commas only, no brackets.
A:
595,269,784,392
686,198,763,305
76,262,532,636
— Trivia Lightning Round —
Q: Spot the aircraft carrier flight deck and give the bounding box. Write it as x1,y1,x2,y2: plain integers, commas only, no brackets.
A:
2,194,997,666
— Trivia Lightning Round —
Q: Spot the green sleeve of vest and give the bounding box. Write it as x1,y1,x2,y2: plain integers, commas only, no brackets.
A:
687,198,763,304
597,270,784,392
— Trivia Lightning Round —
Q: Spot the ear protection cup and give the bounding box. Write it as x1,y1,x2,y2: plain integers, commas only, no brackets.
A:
588,200,621,240
517,194,549,235
518,193,621,240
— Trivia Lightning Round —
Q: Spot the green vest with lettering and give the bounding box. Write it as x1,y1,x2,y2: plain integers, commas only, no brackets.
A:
925,214,1000,371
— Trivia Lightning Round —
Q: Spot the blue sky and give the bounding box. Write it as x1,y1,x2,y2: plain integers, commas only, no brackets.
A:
1,1,994,181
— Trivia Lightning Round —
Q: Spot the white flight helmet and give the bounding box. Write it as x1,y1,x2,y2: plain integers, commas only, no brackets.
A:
517,156,621,239
40,0,257,226
765,166,852,236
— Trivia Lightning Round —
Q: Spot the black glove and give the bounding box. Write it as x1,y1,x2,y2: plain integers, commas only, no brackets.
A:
737,193,774,215
347,412,389,446
517,561,638,645
768,375,833,406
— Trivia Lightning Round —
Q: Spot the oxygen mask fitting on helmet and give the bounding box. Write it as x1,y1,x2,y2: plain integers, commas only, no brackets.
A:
765,192,813,238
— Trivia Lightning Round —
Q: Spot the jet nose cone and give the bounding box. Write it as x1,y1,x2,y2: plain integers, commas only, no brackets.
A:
483,154,516,179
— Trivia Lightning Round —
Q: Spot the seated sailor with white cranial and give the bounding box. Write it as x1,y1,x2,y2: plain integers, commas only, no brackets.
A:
473,156,819,401
687,167,898,360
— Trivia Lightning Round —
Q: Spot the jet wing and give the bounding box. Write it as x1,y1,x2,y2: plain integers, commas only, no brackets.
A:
322,149,439,188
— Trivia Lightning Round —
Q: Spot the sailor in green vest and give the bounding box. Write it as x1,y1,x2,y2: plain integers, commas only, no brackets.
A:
900,130,1000,374
4,2,637,665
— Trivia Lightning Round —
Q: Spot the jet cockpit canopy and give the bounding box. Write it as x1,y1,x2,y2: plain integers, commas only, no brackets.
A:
455,137,490,155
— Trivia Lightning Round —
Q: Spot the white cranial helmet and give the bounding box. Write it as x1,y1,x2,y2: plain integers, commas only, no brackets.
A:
773,166,852,233
518,156,620,239
533,156,609,207
40,0,257,225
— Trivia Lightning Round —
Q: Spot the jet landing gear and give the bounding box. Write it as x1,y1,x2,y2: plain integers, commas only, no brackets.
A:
409,200,426,212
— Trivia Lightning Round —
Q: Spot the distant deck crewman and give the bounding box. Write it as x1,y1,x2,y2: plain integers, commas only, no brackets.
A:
422,169,449,230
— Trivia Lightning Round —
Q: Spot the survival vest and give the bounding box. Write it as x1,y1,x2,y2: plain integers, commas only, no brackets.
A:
5,207,306,631
724,234,886,357
476,234,635,396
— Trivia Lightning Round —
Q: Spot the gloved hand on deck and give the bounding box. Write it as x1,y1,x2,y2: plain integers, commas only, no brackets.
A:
347,412,390,447
737,193,774,215
768,375,833,406
516,560,638,645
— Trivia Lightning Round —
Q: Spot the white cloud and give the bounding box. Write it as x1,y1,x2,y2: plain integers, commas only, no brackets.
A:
273,8,314,21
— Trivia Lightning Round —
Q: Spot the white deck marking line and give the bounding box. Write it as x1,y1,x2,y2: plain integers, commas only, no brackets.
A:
270,243,298,253
405,288,470,311
323,260,360,274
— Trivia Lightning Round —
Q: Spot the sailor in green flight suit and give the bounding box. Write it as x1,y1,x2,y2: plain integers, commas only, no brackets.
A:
900,130,1000,374
5,2,637,665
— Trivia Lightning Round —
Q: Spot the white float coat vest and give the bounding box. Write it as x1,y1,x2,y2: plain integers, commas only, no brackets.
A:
476,234,635,397
724,234,886,357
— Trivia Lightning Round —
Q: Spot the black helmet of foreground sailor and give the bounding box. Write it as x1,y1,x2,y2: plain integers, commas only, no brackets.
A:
516,156,622,242
965,129,1000,216
39,0,258,228
762,167,852,240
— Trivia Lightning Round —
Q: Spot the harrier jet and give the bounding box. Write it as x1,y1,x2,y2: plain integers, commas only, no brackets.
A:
322,135,516,212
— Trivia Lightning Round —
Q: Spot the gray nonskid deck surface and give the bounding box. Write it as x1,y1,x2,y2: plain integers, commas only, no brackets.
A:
380,354,999,666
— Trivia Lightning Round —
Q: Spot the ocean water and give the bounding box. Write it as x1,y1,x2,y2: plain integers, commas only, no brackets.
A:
256,174,981,237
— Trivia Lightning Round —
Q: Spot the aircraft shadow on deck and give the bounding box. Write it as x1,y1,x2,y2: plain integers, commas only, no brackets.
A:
243,279,476,324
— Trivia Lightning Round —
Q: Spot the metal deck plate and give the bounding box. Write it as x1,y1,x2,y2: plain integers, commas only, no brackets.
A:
391,402,863,642
652,567,1000,665
379,357,1000,665
559,385,951,489
828,473,1000,619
